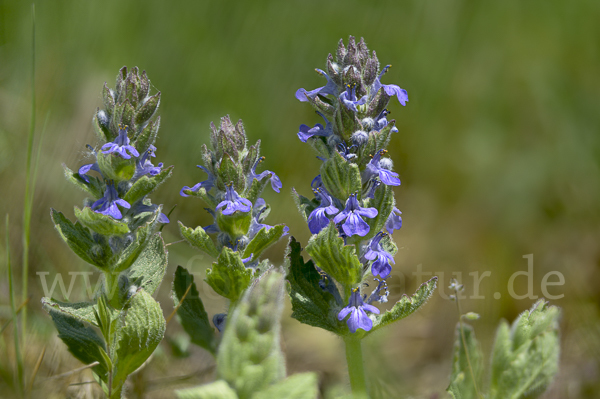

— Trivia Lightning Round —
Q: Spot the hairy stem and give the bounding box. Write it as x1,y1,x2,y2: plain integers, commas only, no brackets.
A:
344,335,368,397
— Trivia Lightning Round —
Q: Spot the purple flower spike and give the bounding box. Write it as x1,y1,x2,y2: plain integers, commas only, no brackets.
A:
91,180,130,220
371,65,409,106
249,156,282,193
295,69,338,102
338,288,380,333
364,232,395,278
308,188,340,234
366,150,401,186
180,165,215,197
134,145,163,179
78,162,101,183
297,112,333,143
385,207,402,234
216,184,252,215
339,83,367,112
333,193,378,237
100,125,140,159
373,109,399,133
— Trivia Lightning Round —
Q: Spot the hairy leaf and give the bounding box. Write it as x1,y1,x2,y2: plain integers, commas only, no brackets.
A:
242,225,287,261
179,221,220,258
205,247,253,303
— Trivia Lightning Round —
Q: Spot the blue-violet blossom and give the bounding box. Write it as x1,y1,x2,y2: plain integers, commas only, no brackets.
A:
295,69,337,102
337,288,380,333
364,232,394,278
339,83,367,112
366,150,401,186
249,156,282,193
333,193,378,237
385,207,402,234
216,184,252,215
371,65,409,106
308,188,339,234
373,109,399,133
297,111,333,142
180,165,216,197
134,145,163,179
91,180,130,219
101,125,139,159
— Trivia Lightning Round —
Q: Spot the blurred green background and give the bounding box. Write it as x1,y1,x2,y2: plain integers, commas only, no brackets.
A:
1,0,599,397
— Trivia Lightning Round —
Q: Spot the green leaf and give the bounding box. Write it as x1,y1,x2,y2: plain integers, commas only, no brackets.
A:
217,153,244,192
172,266,216,355
112,210,160,273
307,136,330,159
51,209,111,269
123,165,173,205
176,380,238,399
217,209,252,241
42,298,98,327
320,151,361,202
291,189,318,222
133,117,160,152
179,221,220,258
446,323,483,399
217,271,286,398
305,222,362,288
286,237,343,334
252,373,319,399
242,224,286,261
369,276,437,333
46,307,109,382
123,232,168,295
75,206,130,236
111,289,166,393
135,91,160,124
205,247,253,303
63,164,103,198
488,300,561,399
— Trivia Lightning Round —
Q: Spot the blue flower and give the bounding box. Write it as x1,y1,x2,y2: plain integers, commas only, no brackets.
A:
337,142,358,161
101,125,140,159
180,165,216,197
364,232,394,278
134,145,163,179
216,184,252,215
366,150,401,186
333,193,378,237
385,207,402,234
339,83,367,112
133,203,169,223
249,157,282,193
91,180,131,219
373,109,399,133
297,111,333,142
203,208,219,234
365,179,381,199
295,69,338,102
78,162,101,183
213,313,227,332
371,65,408,106
337,288,380,333
308,188,340,234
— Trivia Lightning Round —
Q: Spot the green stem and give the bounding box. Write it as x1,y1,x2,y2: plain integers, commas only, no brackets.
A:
343,335,368,397
103,271,119,305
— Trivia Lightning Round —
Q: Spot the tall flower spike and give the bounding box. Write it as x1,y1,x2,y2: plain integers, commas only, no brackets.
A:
91,180,131,219
364,232,395,278
180,165,216,197
249,156,282,193
366,150,401,186
297,111,333,142
371,65,409,106
339,83,367,112
333,193,378,237
100,124,140,159
337,288,380,333
295,69,338,102
216,183,252,215
308,188,340,234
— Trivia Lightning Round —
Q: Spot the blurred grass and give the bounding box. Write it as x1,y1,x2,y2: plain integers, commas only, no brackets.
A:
1,0,599,397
